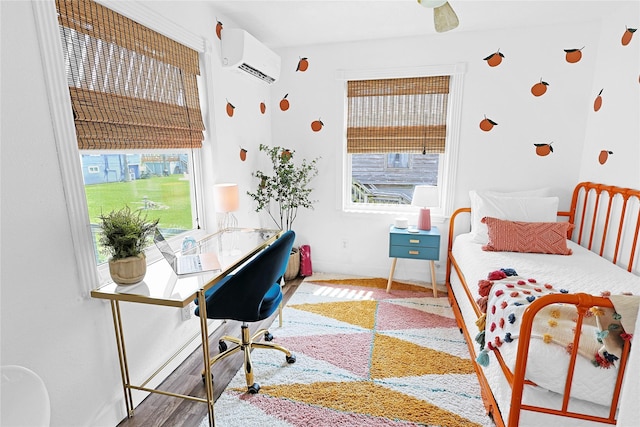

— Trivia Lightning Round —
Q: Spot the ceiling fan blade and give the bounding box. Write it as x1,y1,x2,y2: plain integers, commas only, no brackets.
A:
433,2,459,33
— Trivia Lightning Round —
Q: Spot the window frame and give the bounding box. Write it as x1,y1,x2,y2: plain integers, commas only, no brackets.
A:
337,64,465,218
34,0,212,295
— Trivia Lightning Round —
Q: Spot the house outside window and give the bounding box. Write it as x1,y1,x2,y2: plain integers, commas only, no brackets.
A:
341,65,465,216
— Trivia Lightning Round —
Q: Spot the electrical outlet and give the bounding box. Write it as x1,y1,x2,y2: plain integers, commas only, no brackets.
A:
341,239,348,250
181,304,193,321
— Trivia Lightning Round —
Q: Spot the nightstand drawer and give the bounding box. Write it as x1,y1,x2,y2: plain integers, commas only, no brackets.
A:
389,233,439,248
389,245,439,260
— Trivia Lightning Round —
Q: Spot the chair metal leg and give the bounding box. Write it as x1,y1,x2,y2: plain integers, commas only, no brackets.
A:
250,328,270,342
252,340,292,357
241,324,261,392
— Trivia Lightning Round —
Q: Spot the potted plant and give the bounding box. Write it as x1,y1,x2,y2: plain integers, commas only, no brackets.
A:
98,206,159,285
247,144,319,279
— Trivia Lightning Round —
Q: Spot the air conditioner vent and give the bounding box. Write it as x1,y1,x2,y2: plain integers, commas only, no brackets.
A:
238,63,276,84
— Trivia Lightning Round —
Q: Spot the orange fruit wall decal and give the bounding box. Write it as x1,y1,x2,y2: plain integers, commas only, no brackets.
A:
598,150,613,165
239,148,247,162
484,49,504,67
226,100,235,117
279,94,290,111
564,47,584,63
534,142,553,156
621,27,637,46
311,118,324,132
479,115,498,131
216,20,223,40
296,57,309,72
531,78,549,97
260,101,266,114
593,89,603,112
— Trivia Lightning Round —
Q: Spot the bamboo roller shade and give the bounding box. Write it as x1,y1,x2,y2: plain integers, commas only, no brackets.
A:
56,0,204,150
347,76,450,154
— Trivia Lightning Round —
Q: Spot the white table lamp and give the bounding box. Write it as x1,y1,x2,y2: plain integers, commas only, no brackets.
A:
411,185,439,231
213,183,239,230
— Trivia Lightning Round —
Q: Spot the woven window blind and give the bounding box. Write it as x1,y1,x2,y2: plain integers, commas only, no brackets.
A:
56,0,205,149
347,76,449,154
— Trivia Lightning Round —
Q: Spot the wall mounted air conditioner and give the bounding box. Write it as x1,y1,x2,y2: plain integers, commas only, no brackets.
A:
221,28,281,84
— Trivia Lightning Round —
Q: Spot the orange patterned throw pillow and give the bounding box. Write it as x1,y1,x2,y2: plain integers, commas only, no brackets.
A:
482,217,573,255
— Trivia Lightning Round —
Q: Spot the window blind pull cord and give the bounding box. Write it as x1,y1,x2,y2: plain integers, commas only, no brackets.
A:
181,68,201,230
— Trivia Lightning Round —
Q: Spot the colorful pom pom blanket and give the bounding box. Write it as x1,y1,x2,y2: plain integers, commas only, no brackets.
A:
475,270,638,370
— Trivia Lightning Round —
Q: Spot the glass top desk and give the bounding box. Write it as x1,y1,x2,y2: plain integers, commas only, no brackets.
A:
91,227,282,427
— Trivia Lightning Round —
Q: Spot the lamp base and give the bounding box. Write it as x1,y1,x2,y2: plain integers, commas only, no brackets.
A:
217,212,238,231
418,208,432,231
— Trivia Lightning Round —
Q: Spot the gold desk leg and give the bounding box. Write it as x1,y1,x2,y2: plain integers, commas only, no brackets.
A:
111,300,134,417
198,290,215,426
430,260,438,297
386,258,398,293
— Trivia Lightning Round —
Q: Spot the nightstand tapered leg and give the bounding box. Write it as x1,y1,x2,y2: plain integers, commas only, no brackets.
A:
430,260,437,297
387,258,398,292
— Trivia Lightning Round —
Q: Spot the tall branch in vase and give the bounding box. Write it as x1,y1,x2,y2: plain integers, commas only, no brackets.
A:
247,144,319,231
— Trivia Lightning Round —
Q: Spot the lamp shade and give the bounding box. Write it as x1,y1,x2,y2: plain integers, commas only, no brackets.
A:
213,183,239,213
411,185,439,208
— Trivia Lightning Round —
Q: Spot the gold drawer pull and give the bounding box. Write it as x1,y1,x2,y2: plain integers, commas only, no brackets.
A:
409,239,420,244
409,250,420,255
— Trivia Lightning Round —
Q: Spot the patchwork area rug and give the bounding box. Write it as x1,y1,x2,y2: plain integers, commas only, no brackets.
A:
207,276,494,427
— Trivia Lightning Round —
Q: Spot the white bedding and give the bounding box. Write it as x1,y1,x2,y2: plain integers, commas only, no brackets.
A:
450,232,640,425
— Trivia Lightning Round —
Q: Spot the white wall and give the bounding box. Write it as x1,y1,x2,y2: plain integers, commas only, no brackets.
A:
579,5,640,187
1,1,638,426
270,7,638,284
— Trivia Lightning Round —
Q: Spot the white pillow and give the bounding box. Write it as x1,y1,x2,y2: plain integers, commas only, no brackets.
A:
469,191,558,244
469,188,551,235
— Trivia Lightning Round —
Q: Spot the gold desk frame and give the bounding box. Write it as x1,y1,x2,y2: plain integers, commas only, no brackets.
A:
91,228,282,427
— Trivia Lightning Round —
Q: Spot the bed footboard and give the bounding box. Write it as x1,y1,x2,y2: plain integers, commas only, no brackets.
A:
509,293,631,426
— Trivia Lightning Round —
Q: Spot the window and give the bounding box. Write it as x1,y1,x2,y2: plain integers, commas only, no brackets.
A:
341,66,464,215
55,0,206,266
81,152,195,264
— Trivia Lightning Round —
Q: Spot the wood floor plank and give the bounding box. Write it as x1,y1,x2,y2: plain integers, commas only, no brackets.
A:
116,278,303,426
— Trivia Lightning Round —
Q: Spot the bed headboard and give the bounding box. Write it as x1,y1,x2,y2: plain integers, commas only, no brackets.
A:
566,182,640,275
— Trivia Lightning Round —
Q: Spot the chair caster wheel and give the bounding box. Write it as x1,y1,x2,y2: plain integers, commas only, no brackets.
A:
264,332,273,341
286,354,296,364
218,340,227,352
248,383,260,394
201,372,214,385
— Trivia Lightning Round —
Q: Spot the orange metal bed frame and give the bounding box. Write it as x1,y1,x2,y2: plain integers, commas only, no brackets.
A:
446,182,640,426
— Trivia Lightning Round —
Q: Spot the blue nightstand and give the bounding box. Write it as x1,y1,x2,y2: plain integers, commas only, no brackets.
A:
387,225,441,296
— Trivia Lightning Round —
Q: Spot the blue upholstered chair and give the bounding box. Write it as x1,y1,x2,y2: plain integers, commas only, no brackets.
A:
195,230,296,394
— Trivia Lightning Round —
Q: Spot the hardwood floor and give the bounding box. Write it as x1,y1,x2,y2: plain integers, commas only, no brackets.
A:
116,276,304,427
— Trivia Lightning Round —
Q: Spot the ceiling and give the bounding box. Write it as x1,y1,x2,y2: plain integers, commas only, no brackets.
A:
206,0,629,49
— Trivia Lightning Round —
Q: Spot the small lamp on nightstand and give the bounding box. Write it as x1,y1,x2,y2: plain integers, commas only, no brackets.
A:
411,185,439,231
213,183,239,230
